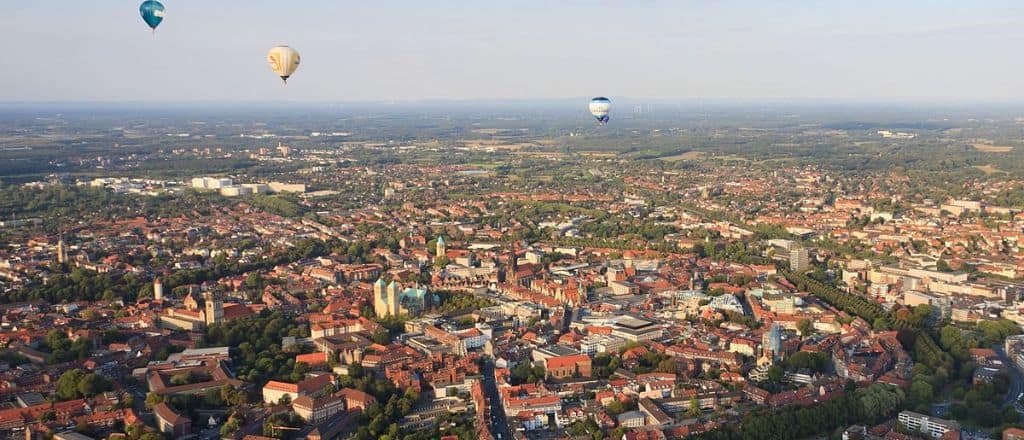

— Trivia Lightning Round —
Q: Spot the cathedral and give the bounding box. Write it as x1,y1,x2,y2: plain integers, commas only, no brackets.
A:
373,278,437,318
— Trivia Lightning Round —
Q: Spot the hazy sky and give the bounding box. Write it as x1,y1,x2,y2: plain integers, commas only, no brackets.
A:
4,1,1024,102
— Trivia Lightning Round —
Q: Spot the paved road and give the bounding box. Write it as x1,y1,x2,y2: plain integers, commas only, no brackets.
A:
481,360,512,440
197,425,221,440
994,346,1023,408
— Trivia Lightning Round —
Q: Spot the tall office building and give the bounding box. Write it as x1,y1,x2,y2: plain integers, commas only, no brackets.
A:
789,247,809,272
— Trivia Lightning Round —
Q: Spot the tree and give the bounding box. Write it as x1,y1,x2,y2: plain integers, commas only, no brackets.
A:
949,403,968,420
45,330,70,352
704,384,885,439
145,393,164,410
121,393,135,409
688,397,702,417
70,338,93,360
610,427,628,439
859,383,904,424
567,421,588,436
244,272,263,290
606,400,626,416
969,401,1001,427
909,305,933,327
76,373,109,397
201,311,307,386
81,309,98,321
784,351,830,373
56,369,86,400
169,372,194,386
509,361,545,385
0,350,28,367
371,329,390,345
204,388,225,407
796,319,813,337
657,358,677,374
262,411,304,438
908,380,933,409
220,385,248,407
1004,406,1021,425
220,418,240,437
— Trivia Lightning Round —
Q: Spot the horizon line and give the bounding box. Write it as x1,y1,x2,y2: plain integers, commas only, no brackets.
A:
4,97,1024,108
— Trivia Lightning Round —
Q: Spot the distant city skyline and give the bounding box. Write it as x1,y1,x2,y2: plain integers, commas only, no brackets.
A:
4,1,1024,102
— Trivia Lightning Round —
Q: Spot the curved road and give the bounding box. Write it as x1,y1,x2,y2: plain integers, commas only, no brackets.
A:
994,346,1023,408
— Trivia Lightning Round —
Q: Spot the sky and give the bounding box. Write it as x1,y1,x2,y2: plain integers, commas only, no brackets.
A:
3,0,1024,103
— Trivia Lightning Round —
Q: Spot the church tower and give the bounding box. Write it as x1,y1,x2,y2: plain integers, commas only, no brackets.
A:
506,249,518,285
373,278,387,318
386,280,400,316
436,236,446,258
56,235,68,265
204,292,224,326
153,278,164,301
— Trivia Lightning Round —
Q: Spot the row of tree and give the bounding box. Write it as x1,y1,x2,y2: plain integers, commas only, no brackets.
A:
343,362,425,440
202,311,309,384
55,369,112,401
42,329,93,364
8,268,148,305
781,268,1019,432
783,270,905,329
693,383,904,440
161,238,336,291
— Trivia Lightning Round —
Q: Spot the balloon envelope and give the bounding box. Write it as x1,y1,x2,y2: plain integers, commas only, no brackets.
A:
139,0,165,30
589,97,611,123
267,46,301,84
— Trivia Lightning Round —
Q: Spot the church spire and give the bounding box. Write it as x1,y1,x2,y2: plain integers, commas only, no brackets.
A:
435,236,447,258
56,233,68,265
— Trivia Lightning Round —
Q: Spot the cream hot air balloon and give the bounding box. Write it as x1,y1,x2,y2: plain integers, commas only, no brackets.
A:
267,46,301,84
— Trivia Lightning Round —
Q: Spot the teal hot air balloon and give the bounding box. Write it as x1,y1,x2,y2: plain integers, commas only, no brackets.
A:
139,0,165,33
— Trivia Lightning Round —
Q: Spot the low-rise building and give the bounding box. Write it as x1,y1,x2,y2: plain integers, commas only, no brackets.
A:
262,374,335,404
638,398,672,426
335,388,377,411
617,410,646,428
292,394,346,424
1004,427,1024,440
898,410,959,439
544,354,592,379
153,402,190,438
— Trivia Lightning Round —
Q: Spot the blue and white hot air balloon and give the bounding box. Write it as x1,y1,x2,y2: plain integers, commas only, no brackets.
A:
589,97,611,124
139,0,165,33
